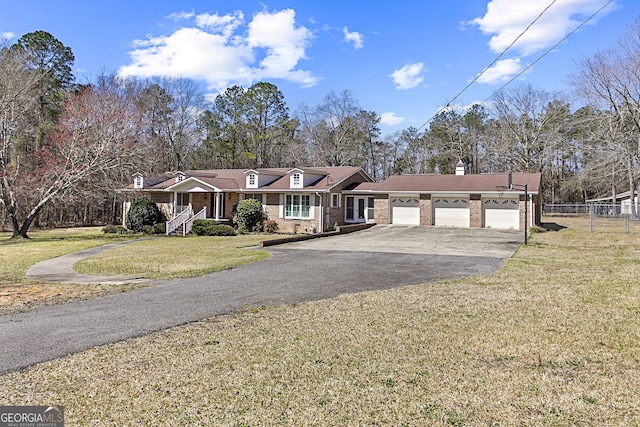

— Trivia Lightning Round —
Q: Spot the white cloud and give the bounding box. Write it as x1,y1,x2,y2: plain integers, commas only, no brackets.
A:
167,11,195,21
380,112,405,125
343,27,364,49
470,0,613,56
2,32,15,40
476,58,523,85
390,62,425,90
119,8,318,91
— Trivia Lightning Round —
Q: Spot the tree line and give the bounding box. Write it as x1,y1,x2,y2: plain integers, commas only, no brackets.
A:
2,19,640,237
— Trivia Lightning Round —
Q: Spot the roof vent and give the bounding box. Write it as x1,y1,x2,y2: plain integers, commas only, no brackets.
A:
455,160,465,176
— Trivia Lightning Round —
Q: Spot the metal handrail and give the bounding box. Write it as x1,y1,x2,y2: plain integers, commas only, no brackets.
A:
165,208,191,236
183,207,207,236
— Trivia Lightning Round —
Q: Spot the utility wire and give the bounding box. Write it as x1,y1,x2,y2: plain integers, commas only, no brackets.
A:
415,0,612,131
483,0,613,103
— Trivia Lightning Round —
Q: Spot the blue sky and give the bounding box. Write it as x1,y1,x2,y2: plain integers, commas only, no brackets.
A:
2,0,639,135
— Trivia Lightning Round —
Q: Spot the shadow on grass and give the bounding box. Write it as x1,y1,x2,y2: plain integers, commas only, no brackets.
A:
541,222,567,232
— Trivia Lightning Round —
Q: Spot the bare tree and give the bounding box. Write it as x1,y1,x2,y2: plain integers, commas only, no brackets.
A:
571,18,640,212
3,76,142,238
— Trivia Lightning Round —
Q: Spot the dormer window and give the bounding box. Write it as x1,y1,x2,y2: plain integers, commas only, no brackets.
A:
291,172,302,188
176,174,185,182
248,173,256,187
134,175,144,189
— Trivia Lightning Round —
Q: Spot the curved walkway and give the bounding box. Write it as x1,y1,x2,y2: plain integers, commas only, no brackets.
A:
26,240,149,284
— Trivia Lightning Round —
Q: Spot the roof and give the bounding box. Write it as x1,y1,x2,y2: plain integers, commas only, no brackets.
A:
351,172,542,194
125,166,369,192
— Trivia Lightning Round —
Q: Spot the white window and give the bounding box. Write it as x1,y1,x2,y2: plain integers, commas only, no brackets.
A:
293,173,301,186
176,174,185,182
134,176,143,189
285,194,310,218
248,174,256,186
331,193,340,208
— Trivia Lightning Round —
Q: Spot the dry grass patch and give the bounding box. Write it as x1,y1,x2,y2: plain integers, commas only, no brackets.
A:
0,228,140,314
74,234,284,279
1,218,640,425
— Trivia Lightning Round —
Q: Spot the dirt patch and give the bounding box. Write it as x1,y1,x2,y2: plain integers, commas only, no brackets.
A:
0,282,146,316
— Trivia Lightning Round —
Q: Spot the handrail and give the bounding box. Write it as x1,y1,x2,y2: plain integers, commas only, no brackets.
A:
165,208,191,236
183,207,207,236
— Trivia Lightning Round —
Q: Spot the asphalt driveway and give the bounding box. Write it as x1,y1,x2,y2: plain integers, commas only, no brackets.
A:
0,226,522,375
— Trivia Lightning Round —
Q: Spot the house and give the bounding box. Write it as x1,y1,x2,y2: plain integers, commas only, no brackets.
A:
347,162,543,230
586,190,639,216
121,163,542,234
122,167,372,234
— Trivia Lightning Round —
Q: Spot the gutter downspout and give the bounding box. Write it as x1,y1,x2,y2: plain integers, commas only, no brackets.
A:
316,192,323,233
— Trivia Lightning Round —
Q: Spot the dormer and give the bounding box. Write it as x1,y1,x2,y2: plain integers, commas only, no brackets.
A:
133,173,144,189
174,171,186,183
246,169,259,189
288,168,325,189
243,169,283,189
290,168,304,189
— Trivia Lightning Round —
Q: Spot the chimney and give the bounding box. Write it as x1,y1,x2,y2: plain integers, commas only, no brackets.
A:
508,171,512,190
455,160,465,176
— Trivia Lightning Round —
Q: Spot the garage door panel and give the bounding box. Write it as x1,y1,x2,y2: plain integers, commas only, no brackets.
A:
433,198,470,227
434,208,470,227
483,199,519,229
391,197,420,225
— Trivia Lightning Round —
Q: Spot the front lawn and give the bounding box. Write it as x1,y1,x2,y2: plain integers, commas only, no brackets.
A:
1,217,639,425
74,234,284,279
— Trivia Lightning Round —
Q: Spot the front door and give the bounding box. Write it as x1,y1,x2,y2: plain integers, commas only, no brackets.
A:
346,196,370,223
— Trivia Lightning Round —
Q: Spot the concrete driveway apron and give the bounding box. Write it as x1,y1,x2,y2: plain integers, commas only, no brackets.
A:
0,225,522,374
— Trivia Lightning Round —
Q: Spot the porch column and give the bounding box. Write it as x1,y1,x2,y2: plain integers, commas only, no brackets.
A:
173,191,178,217
215,192,222,220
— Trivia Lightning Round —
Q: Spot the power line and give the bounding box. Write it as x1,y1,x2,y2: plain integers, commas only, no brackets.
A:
415,0,612,131
484,0,613,102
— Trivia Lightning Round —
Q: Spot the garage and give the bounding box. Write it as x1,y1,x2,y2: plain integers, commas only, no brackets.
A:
390,196,420,225
433,197,470,227
483,197,520,229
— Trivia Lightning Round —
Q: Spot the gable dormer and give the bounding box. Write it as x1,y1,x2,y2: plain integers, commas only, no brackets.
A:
289,168,304,189
174,171,186,183
288,168,326,189
244,169,283,189
245,169,259,189
133,173,144,189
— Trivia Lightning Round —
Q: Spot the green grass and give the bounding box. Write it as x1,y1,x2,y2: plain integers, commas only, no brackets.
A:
0,227,136,285
74,234,283,279
1,218,640,425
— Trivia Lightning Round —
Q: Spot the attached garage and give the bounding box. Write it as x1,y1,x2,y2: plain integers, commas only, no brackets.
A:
433,197,470,227
390,196,420,225
483,197,520,229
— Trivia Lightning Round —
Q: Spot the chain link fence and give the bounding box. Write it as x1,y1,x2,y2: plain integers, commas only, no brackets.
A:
543,203,640,233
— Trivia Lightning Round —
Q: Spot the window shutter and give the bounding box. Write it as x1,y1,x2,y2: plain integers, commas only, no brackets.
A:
309,193,315,219
278,194,284,218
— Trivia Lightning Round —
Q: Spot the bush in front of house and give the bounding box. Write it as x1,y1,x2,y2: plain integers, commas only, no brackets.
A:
125,197,160,232
233,199,264,232
102,224,128,234
142,222,166,235
191,219,236,236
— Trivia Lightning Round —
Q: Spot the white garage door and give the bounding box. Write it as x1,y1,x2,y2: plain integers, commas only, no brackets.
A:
433,198,470,227
483,198,520,229
390,197,420,225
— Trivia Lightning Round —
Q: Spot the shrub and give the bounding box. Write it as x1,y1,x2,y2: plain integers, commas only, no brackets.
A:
125,198,160,232
233,199,264,232
263,219,279,234
102,224,127,234
142,223,166,235
191,219,236,236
